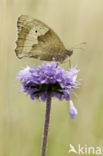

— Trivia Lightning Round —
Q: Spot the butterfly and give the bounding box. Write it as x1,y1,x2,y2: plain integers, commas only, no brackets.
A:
15,15,73,63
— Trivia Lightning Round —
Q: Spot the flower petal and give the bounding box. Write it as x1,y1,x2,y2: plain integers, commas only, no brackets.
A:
69,100,78,119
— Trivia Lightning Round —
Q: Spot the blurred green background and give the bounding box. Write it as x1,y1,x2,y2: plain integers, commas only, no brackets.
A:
0,0,103,156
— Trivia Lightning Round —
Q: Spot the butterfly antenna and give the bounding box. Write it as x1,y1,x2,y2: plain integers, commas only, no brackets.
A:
69,42,86,52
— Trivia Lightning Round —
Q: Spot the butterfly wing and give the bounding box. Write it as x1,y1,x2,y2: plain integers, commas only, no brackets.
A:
15,15,49,58
15,15,66,61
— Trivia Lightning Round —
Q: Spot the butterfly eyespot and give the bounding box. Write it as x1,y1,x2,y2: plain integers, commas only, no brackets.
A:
35,30,38,33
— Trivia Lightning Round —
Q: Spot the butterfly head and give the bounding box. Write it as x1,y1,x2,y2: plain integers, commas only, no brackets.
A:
66,49,73,57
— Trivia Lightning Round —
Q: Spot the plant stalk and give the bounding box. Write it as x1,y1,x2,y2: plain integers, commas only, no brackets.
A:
41,92,52,156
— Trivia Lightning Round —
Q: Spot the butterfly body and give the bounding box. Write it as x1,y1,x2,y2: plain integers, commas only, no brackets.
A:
15,15,72,63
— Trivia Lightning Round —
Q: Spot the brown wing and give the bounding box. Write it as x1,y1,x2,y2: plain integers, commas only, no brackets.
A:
17,15,34,33
15,15,66,61
15,15,49,58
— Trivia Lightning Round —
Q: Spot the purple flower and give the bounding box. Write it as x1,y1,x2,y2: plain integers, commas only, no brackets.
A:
69,100,78,119
17,61,80,119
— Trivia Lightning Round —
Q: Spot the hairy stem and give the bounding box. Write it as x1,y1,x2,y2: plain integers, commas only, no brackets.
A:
41,92,52,156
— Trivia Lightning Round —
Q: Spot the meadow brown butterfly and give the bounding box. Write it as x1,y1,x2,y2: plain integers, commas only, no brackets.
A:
15,15,73,63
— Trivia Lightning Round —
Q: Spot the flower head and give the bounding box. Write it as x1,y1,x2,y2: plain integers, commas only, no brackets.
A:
17,61,80,118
